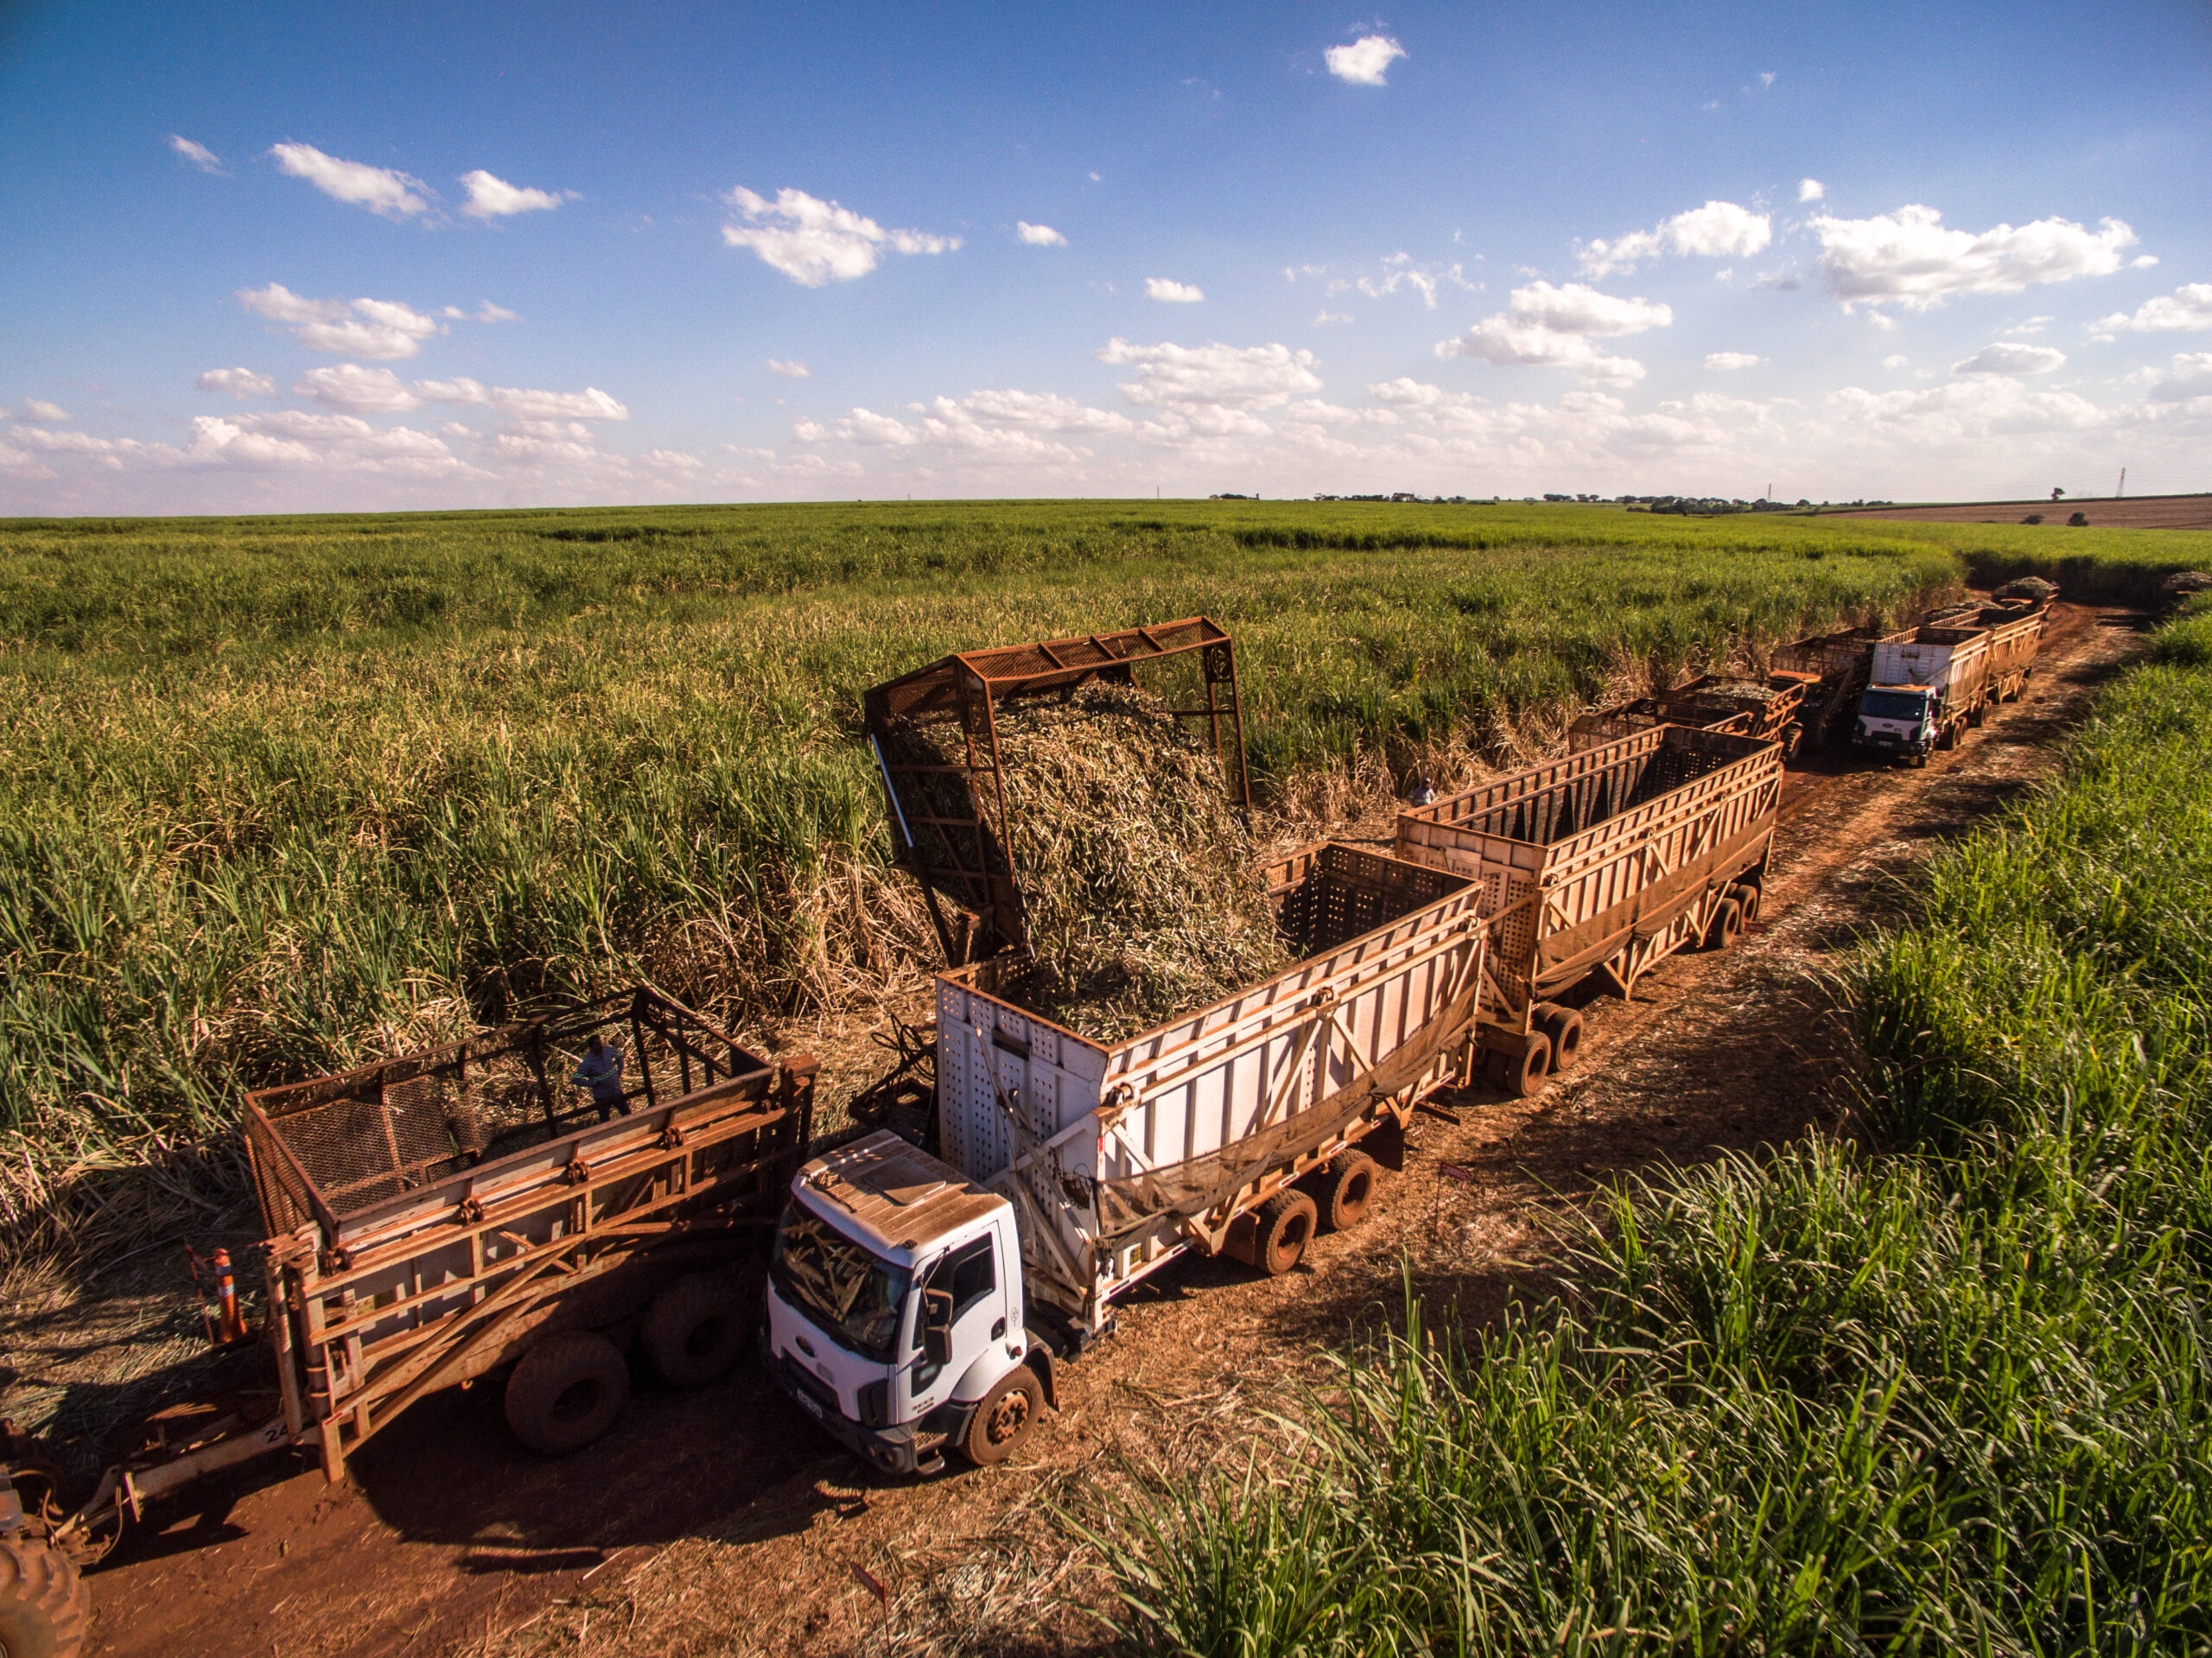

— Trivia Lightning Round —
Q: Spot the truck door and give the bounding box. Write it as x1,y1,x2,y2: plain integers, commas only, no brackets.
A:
904,1229,1012,1419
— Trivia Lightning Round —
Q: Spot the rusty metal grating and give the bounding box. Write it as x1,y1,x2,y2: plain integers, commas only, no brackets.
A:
1268,842,1459,956
244,988,771,1240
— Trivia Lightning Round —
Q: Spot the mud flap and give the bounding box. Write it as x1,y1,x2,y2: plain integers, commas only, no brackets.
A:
1360,1115,1407,1172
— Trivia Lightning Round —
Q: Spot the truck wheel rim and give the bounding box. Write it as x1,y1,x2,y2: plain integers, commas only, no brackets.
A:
987,1391,1031,1444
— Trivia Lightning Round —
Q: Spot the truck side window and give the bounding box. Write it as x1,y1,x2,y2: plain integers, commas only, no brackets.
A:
927,1236,996,1324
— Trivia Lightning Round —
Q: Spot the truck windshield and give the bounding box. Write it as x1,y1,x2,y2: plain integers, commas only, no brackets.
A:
770,1205,912,1363
1861,690,1931,721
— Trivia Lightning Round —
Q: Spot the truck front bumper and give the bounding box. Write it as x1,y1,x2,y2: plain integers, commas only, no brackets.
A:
769,1352,921,1476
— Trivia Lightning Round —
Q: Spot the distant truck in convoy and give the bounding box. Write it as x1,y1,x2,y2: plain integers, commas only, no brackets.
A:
1853,597,2050,763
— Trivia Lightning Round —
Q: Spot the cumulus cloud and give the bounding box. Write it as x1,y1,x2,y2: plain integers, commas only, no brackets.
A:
20,400,72,423
2091,283,2212,334
2148,353,2212,403
196,367,276,399
1325,35,1406,85
414,379,629,422
1883,354,1910,370
1096,339,1321,411
168,136,224,175
458,169,569,218
268,143,430,217
794,387,1133,463
1435,281,1673,387
1810,205,2138,310
1952,342,2066,377
293,364,423,411
1017,221,1067,246
237,283,443,359
766,359,812,378
1705,352,1764,371
721,186,957,286
1799,178,1825,203
1146,277,1205,303
1580,200,1770,277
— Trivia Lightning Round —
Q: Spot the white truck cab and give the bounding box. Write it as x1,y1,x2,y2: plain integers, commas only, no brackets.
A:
1854,683,1940,756
764,1130,1054,1475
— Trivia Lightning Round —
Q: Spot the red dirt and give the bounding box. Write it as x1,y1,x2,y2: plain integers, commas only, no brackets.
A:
70,602,2144,1657
1827,492,2212,530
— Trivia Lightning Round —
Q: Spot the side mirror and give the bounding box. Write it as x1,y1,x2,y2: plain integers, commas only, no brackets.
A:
921,1287,954,1366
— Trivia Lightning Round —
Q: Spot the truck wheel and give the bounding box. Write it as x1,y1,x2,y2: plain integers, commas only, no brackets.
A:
1248,1189,1319,1276
0,1540,90,1658
644,1274,751,1388
959,1366,1044,1466
1726,882,1764,925
504,1331,631,1455
1702,896,1744,952
1533,1004,1584,1073
1315,1152,1377,1231
1484,1033,1552,1099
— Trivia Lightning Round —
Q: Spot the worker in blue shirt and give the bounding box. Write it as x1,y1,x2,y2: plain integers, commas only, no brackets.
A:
571,1034,628,1121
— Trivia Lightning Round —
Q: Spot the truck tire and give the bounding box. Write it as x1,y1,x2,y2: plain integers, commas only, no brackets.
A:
1533,1003,1584,1073
643,1274,751,1388
1248,1189,1319,1276
1702,896,1744,952
504,1331,631,1455
1484,1033,1552,1098
1726,882,1763,925
1315,1152,1377,1231
959,1365,1044,1466
0,1540,90,1658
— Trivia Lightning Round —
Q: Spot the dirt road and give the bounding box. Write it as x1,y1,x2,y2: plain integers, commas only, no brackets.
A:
73,603,2142,1658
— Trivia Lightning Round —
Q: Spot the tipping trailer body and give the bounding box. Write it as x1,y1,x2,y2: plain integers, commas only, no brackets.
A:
763,842,1485,1475
1395,726,1783,1070
861,617,1249,964
1569,671,1815,754
1771,626,1916,751
37,990,812,1568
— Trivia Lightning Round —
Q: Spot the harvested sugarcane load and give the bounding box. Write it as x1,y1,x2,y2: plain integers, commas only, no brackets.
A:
864,621,1282,1040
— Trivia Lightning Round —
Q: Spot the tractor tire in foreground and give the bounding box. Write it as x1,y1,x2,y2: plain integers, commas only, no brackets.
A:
0,1540,89,1658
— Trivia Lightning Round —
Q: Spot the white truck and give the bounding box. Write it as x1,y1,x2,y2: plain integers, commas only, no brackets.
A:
763,840,1489,1474
1853,600,2049,763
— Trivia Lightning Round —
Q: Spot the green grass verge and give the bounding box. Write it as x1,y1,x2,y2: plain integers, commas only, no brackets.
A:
1087,599,2212,1655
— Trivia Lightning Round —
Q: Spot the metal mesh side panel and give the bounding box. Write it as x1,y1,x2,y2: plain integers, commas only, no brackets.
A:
1274,845,1458,957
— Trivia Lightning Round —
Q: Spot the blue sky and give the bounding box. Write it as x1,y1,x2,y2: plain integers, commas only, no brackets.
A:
3,0,2207,512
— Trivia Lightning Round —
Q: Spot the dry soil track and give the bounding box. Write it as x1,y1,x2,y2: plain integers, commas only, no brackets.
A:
77,602,2141,1658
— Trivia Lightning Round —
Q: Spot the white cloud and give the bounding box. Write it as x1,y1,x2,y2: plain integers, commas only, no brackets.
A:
1760,71,1777,88
168,136,224,175
1368,377,1472,408
766,359,812,379
1146,277,1205,303
267,143,430,217
237,283,443,359
1314,309,1353,324
2091,283,2212,334
1580,201,1770,278
2133,255,2160,269
2148,353,2212,403
2004,315,2054,336
1325,35,1406,85
475,301,518,322
1017,221,1067,246
1952,342,2067,377
20,400,72,423
1810,205,2138,310
1329,252,1474,309
413,379,630,422
1705,352,1764,371
458,169,568,219
721,186,957,286
1798,178,1825,203
1096,339,1321,410
1883,353,1910,370
293,364,423,411
196,367,277,399
1436,281,1672,387
794,388,1132,463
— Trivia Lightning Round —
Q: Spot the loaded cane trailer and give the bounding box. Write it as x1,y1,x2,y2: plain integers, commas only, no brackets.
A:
763,840,1486,1475
2,988,814,1658
1395,725,1784,1097
1770,626,1918,752
1569,670,1817,757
